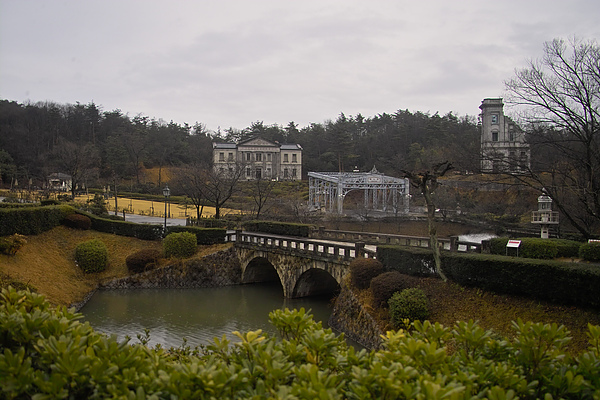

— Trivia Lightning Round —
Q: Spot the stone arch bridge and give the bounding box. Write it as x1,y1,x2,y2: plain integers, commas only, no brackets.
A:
226,231,375,298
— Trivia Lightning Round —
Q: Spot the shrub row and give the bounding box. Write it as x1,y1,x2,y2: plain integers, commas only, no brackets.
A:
242,220,312,237
0,205,74,236
376,245,438,277
489,237,583,259
579,242,600,262
79,211,164,240
442,251,600,308
3,288,600,399
166,226,226,245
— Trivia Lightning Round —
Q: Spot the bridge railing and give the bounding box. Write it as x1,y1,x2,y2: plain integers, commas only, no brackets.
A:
309,227,483,253
225,231,377,261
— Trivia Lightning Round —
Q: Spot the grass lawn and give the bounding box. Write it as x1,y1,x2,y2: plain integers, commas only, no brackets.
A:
0,226,228,307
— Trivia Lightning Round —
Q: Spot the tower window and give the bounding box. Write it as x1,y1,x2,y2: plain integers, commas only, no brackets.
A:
491,114,499,124
492,131,499,141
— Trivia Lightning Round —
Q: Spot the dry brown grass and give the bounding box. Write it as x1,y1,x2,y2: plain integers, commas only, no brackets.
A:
354,274,600,355
0,226,230,307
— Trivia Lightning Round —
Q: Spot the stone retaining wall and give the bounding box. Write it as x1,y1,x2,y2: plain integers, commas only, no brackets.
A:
100,246,242,290
329,282,384,350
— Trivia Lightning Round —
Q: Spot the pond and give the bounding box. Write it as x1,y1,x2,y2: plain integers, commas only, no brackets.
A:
81,283,344,349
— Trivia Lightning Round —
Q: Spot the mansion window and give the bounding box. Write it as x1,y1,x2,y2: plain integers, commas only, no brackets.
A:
284,168,289,178
492,131,499,142
246,167,251,177
292,168,297,178
284,154,289,163
267,153,272,162
228,152,234,160
256,153,262,162
246,153,251,161
292,154,297,163
491,114,499,124
219,152,225,161
255,168,262,179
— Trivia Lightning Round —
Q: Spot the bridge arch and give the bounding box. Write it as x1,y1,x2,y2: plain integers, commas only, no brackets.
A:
292,268,340,298
237,248,348,298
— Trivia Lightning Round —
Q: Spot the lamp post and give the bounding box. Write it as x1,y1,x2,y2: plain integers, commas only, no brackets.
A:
163,184,170,231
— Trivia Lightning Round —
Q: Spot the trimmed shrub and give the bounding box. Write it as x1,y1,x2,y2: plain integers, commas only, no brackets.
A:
163,231,197,258
126,249,162,274
489,237,510,255
579,242,600,262
349,257,384,290
389,288,430,328
0,205,75,236
75,239,108,273
376,245,438,276
519,238,558,259
242,220,312,237
166,226,226,245
83,211,163,240
63,213,92,230
370,271,408,308
554,239,583,258
0,234,27,255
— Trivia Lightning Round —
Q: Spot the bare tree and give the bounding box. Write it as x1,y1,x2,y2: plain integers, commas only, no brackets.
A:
402,161,453,281
245,177,277,219
48,138,99,199
198,163,245,220
172,163,208,220
504,37,600,238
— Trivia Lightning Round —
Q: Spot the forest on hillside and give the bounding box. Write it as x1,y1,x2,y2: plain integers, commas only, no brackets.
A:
0,99,481,193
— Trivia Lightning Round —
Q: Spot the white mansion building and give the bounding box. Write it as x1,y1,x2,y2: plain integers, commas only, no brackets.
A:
213,137,303,181
480,98,530,172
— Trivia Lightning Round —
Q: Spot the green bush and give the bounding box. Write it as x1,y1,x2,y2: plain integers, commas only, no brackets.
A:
489,237,510,255
163,231,197,258
349,257,384,290
83,211,163,240
0,234,27,255
75,239,108,273
0,205,74,236
62,213,92,230
376,245,438,276
579,242,600,262
166,226,226,244
3,287,600,399
370,271,407,308
554,239,583,258
242,220,312,237
389,288,430,328
126,249,162,274
519,238,558,259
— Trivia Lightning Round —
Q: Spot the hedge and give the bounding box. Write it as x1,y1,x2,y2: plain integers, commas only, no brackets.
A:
0,205,74,236
80,211,164,240
489,237,579,259
378,245,600,309
167,226,226,245
3,287,600,399
579,242,600,262
376,245,438,276
242,220,312,237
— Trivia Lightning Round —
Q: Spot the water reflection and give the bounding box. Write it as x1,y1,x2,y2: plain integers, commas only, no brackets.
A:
81,283,337,349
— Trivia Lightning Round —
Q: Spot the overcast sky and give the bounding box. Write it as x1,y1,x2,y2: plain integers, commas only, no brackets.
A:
1,1,599,132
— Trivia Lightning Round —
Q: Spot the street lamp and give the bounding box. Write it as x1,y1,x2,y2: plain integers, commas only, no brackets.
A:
163,184,170,231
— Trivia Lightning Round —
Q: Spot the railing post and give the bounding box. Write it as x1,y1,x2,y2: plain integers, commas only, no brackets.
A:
235,229,242,243
355,241,365,258
450,236,458,252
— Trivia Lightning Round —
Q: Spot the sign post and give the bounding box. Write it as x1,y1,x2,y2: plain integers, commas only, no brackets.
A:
506,240,521,257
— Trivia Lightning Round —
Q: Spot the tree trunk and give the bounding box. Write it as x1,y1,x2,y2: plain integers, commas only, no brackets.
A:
424,187,447,281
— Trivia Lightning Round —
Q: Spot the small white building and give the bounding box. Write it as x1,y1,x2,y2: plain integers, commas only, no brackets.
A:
213,137,303,181
47,173,72,192
480,98,530,173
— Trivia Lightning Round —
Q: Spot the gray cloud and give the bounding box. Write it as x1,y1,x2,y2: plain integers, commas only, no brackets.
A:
1,0,599,130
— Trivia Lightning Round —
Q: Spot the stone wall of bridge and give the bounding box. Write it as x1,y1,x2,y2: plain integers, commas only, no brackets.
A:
236,247,348,298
